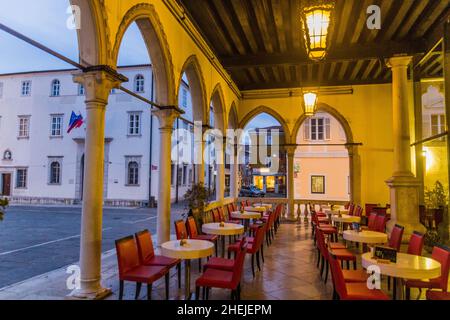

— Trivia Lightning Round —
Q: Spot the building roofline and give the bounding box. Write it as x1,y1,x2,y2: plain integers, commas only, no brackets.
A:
0,64,152,77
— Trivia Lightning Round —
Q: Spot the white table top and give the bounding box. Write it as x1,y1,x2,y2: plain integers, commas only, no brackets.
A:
325,209,349,216
245,206,266,213
161,239,214,260
343,230,388,244
202,223,245,236
361,252,441,279
331,214,361,224
231,211,261,220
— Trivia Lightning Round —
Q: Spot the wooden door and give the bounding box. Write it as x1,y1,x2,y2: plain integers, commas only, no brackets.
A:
2,174,11,196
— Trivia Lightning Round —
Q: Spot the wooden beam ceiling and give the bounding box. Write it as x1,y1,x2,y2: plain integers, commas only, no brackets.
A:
179,0,450,90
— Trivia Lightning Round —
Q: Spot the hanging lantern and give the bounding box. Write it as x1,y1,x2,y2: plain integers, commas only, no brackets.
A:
301,0,335,61
303,92,318,117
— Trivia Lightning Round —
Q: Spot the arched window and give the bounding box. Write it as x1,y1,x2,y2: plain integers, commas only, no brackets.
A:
51,79,60,97
134,75,145,93
50,161,61,184
128,161,139,185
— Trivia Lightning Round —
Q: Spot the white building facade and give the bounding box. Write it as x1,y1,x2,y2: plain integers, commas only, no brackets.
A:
0,65,194,206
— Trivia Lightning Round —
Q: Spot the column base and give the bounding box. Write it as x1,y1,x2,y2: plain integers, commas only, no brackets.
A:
66,286,112,300
386,175,425,240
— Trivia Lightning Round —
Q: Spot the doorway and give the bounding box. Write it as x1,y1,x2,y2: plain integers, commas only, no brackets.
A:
1,173,12,196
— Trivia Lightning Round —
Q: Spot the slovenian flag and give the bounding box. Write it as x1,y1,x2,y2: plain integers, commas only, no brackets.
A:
67,111,84,133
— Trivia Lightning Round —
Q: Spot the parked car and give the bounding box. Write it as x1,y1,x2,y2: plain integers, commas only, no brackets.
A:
239,186,265,198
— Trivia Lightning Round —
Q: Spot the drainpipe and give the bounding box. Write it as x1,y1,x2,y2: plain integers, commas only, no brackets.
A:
148,72,155,207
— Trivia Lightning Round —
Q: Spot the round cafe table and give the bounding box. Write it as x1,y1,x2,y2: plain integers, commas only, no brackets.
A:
231,211,261,233
161,239,214,300
325,209,349,216
245,206,266,213
343,230,388,245
361,252,441,300
254,203,273,210
202,223,244,257
331,214,361,224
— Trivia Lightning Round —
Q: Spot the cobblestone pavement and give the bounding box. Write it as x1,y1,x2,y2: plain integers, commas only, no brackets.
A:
0,203,188,289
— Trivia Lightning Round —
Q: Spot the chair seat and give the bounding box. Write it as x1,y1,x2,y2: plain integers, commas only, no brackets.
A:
405,278,441,289
344,283,390,300
330,249,356,261
343,269,367,283
144,255,180,268
318,227,337,234
427,291,450,300
329,242,347,249
120,265,168,283
195,268,234,289
204,257,235,271
228,241,254,253
193,234,218,242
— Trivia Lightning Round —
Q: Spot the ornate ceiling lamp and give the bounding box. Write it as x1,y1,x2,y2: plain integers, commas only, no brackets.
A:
302,91,318,117
301,0,335,61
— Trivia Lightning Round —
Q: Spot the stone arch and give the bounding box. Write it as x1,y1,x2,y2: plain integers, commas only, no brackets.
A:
111,3,176,106
177,55,208,122
291,102,360,203
70,0,109,66
227,102,239,129
291,102,354,143
210,83,226,132
239,106,291,144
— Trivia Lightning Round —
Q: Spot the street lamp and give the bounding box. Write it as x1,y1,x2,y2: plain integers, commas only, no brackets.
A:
303,91,318,117
301,0,335,61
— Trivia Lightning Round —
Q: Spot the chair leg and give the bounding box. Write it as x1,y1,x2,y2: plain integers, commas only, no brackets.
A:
346,260,350,270
230,290,235,300
177,263,182,289
320,256,325,278
405,287,410,300
237,284,241,300
251,254,255,278
165,273,170,300
147,283,152,300
324,262,329,284
206,287,210,300
214,241,218,257
195,286,200,301
256,251,261,271
261,244,265,263
198,258,202,272
353,260,357,270
119,280,124,300
135,282,142,300
316,251,321,268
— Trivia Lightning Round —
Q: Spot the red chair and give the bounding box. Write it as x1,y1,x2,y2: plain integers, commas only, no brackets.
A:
348,203,355,216
373,214,388,233
426,291,450,300
329,252,389,300
225,203,240,224
364,203,379,216
212,209,220,222
228,225,265,278
115,236,169,300
407,231,425,256
388,224,404,252
353,205,363,217
186,217,218,256
405,245,450,299
203,238,247,272
174,219,188,240
195,238,247,300
365,212,378,230
135,230,181,289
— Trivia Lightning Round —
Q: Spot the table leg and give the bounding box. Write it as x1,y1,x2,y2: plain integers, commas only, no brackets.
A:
221,236,225,258
184,260,191,300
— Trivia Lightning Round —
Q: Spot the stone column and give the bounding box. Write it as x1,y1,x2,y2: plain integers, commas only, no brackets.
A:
230,143,239,199
70,68,124,299
153,107,182,245
285,145,297,221
386,56,424,237
346,144,362,204
216,136,225,203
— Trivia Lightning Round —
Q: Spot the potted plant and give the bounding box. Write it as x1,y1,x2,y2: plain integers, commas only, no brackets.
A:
184,183,210,231
423,181,449,251
0,197,9,221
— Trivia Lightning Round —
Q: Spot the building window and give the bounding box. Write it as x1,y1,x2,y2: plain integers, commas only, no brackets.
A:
182,164,188,185
134,74,145,93
431,114,446,137
128,112,141,136
78,84,85,95
311,175,325,194
21,80,31,96
125,156,141,186
50,115,63,137
50,79,60,96
49,161,61,185
177,167,183,187
305,118,331,141
18,116,30,138
16,168,27,189
171,163,175,186
181,88,188,108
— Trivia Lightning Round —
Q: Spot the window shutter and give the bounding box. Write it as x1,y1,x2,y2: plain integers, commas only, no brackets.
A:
325,118,331,140
304,120,310,140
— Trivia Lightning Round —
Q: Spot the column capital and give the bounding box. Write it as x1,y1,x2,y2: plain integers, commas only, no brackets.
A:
284,144,297,157
387,56,413,69
152,107,181,129
73,67,127,105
